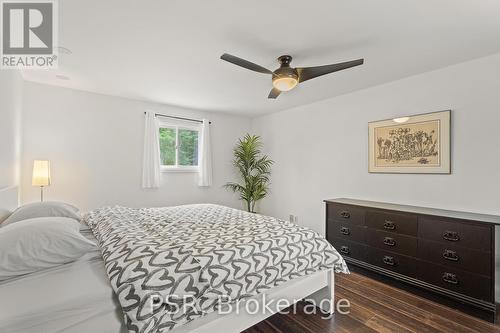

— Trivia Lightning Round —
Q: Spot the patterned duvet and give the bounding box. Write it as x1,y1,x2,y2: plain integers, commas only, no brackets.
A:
84,204,348,332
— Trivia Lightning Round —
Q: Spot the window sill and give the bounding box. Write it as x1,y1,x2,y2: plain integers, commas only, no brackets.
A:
161,167,199,173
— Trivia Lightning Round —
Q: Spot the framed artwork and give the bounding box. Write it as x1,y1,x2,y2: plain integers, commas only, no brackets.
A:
368,110,451,174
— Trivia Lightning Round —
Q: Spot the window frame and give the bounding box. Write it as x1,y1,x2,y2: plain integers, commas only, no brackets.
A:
158,119,201,173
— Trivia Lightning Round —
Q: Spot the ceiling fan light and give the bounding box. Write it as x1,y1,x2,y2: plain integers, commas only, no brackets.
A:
272,77,298,92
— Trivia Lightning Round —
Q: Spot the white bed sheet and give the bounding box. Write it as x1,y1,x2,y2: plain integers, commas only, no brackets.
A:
0,246,127,333
0,226,333,333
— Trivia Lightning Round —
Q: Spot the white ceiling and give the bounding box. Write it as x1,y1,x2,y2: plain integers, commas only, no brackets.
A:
22,0,500,116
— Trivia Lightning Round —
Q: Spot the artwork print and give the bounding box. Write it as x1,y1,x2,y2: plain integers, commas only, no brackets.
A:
368,110,450,174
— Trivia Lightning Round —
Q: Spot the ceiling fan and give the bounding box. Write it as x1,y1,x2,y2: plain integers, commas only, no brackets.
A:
220,53,364,99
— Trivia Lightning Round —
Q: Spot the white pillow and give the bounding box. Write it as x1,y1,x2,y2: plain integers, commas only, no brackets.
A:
0,217,96,281
1,201,81,227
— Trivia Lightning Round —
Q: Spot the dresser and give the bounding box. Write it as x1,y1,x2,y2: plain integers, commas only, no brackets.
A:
325,198,500,321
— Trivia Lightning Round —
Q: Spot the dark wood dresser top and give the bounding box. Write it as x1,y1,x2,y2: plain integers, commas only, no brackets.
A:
325,198,500,225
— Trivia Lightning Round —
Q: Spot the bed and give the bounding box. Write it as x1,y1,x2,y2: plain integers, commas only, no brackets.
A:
0,187,348,333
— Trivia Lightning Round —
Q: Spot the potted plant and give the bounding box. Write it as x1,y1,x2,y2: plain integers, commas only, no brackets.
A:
225,134,273,213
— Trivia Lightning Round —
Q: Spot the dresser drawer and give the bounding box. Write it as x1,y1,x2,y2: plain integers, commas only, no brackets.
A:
417,261,492,302
327,203,365,226
417,239,491,276
366,230,417,257
418,218,491,252
366,210,418,236
331,238,367,261
325,199,498,322
329,223,366,243
367,248,417,277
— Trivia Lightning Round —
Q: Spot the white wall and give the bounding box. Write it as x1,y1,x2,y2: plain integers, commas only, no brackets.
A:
16,52,500,299
252,52,500,300
252,53,500,233
0,70,22,190
21,82,251,211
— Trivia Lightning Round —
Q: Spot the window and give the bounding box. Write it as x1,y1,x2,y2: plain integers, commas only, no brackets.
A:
158,120,200,171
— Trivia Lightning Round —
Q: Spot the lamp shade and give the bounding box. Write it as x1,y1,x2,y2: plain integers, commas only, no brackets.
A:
32,160,51,186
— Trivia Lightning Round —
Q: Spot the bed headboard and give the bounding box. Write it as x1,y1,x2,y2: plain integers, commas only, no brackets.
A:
0,186,19,223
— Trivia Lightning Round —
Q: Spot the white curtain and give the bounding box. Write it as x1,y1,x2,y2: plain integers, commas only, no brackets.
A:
198,119,213,187
142,111,161,188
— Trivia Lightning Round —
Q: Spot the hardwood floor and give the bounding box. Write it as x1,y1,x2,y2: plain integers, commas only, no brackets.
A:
243,272,500,333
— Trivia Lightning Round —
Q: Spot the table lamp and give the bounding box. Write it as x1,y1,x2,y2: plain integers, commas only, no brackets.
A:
32,160,51,202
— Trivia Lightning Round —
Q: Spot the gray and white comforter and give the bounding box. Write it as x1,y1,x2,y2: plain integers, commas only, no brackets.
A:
84,204,348,332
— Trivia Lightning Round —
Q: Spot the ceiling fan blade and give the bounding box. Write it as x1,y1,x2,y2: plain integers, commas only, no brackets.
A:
296,58,364,83
268,88,281,99
220,53,273,74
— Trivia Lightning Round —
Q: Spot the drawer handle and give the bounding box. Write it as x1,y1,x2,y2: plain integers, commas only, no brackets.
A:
383,237,396,247
382,255,395,266
339,246,350,255
442,272,459,285
383,220,396,230
340,226,350,235
443,230,460,242
443,249,459,262
340,211,351,219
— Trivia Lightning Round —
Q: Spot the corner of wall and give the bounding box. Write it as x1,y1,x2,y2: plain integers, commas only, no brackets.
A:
0,70,23,205
14,72,23,197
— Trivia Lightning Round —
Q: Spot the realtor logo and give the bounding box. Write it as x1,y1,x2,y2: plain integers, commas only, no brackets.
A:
1,0,58,68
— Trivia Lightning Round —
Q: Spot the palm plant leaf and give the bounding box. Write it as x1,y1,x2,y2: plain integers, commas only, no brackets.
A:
225,134,274,213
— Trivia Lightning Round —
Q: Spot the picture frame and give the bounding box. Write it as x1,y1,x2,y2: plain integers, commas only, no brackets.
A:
368,110,451,174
